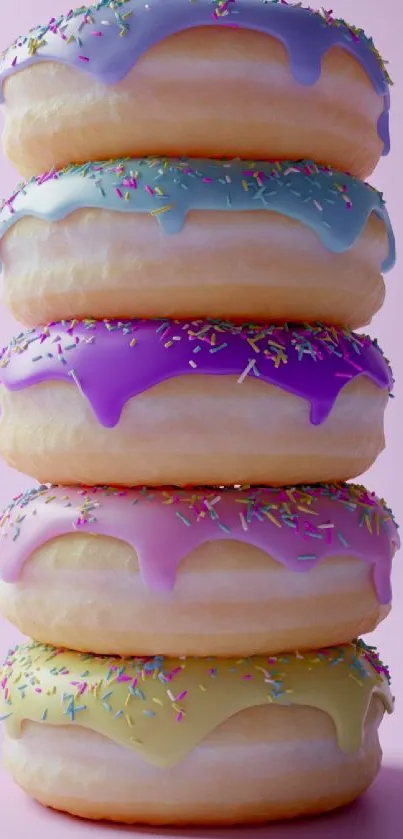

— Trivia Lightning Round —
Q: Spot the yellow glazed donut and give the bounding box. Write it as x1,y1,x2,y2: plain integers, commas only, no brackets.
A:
0,1,392,179
0,320,393,487
0,159,395,328
0,640,393,825
0,484,398,657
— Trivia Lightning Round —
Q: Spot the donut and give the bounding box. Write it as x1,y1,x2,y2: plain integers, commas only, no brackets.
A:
0,319,393,487
0,1,391,179
0,483,398,657
0,639,393,824
0,158,395,328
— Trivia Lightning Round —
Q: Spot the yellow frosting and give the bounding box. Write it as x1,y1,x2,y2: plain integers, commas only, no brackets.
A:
0,641,393,769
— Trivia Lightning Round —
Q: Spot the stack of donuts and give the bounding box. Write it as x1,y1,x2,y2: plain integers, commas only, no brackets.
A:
0,0,399,826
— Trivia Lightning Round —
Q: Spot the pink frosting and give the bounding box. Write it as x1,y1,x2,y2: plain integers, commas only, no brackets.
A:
0,484,398,604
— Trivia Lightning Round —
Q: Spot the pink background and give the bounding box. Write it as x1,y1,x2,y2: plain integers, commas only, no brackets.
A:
0,0,402,835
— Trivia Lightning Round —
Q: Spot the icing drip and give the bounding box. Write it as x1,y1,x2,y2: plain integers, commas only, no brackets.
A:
0,1,391,155
0,158,395,272
0,640,393,767
0,484,399,603
0,320,394,429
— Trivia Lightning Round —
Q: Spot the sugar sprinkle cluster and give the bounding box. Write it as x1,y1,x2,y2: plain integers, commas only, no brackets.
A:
0,1,392,86
0,482,398,553
0,319,393,382
0,639,392,741
0,157,385,227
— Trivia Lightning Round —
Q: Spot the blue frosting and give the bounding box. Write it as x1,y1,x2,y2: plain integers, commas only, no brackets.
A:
0,158,395,271
0,0,392,156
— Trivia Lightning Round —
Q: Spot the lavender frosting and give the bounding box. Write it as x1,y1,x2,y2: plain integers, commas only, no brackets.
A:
0,158,395,272
0,0,392,155
0,320,393,429
0,483,399,603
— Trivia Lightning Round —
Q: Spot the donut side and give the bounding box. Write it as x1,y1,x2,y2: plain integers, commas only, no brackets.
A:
0,320,393,485
0,640,393,824
3,701,384,825
0,1,391,178
0,536,391,656
0,375,390,486
2,32,386,179
0,210,387,328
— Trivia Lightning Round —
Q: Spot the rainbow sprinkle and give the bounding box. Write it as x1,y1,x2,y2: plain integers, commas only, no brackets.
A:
0,1,392,86
0,482,398,545
0,639,393,767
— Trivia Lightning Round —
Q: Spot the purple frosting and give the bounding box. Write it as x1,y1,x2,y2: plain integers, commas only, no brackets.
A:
0,0,391,155
0,320,393,429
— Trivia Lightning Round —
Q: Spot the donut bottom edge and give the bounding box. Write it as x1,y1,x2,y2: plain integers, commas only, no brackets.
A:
3,701,384,825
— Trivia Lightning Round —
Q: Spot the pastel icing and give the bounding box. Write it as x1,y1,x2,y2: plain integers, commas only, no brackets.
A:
0,0,392,155
0,158,395,272
0,640,393,767
0,484,399,604
0,320,394,429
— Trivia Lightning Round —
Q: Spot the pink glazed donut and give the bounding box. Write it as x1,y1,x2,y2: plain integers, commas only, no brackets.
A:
0,483,398,657
0,1,391,178
0,319,394,487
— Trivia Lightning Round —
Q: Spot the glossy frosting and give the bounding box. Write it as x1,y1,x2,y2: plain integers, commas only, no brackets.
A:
0,320,394,429
0,158,395,272
0,1,392,155
0,483,399,604
0,640,393,767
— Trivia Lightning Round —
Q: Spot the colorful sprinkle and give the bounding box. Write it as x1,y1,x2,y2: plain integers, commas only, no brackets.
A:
0,1,392,108
0,483,398,605
0,158,395,274
0,319,394,432
0,640,393,767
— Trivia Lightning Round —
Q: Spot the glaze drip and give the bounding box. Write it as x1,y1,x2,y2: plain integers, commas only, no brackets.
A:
0,0,391,154
0,640,394,767
0,320,394,429
0,483,399,604
0,158,395,272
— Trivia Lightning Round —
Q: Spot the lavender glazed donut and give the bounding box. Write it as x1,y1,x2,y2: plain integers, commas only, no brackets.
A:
0,1,391,178
0,483,398,657
0,158,395,328
0,319,393,487
0,640,394,824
